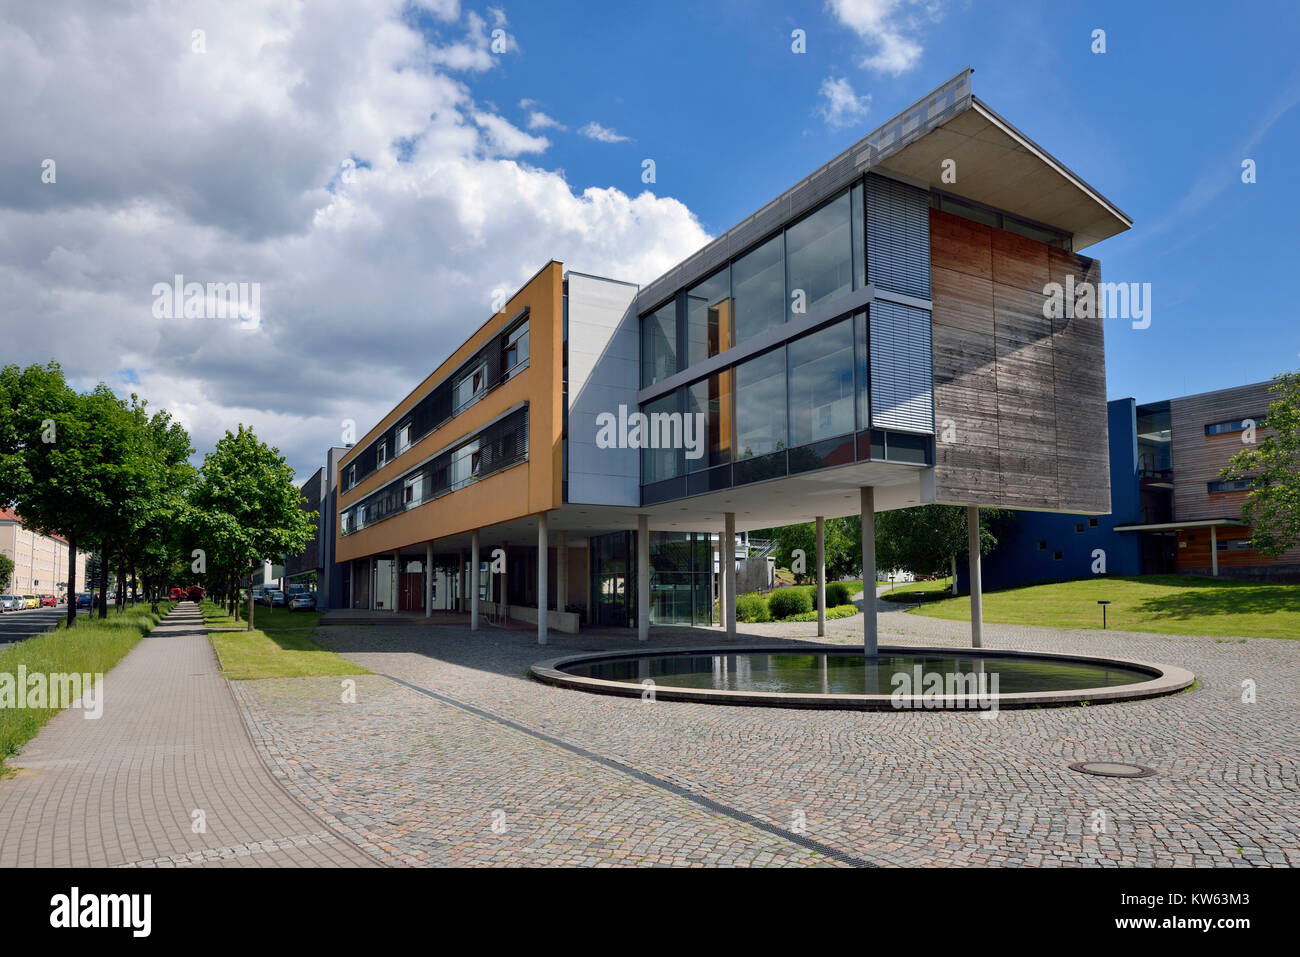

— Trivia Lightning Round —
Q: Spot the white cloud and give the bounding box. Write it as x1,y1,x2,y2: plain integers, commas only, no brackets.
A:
578,121,631,144
473,112,550,155
526,110,566,131
825,0,945,75
0,0,709,480
817,76,872,130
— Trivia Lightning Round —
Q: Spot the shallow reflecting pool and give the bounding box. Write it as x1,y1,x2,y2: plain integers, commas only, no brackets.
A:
560,651,1155,696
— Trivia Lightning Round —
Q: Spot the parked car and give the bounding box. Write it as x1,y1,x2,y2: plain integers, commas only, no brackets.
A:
75,592,93,609
0,595,20,612
288,593,317,612
39,594,56,607
168,587,183,600
186,585,205,602
259,589,287,607
24,595,39,609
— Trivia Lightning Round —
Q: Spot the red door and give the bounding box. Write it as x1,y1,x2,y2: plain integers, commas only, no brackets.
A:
398,571,424,612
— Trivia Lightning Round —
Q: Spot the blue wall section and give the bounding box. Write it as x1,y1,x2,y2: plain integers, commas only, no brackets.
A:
958,399,1143,591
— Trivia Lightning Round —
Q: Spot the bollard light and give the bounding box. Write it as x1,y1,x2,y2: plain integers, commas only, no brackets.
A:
1097,599,1111,629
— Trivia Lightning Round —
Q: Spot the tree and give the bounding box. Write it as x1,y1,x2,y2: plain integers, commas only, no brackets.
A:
1220,372,1300,558
772,519,860,584
874,504,1002,592
187,425,316,630
0,552,13,593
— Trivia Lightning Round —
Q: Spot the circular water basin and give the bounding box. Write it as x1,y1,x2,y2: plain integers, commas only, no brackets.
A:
530,644,1194,710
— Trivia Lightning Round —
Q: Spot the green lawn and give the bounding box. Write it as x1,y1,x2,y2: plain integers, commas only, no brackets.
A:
880,577,956,603
201,601,367,680
911,575,1300,640
1,602,176,772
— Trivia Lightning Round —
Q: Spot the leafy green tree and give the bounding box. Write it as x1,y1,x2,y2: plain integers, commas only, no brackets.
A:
1220,372,1300,558
874,504,1002,593
0,552,13,593
772,519,860,585
187,425,316,630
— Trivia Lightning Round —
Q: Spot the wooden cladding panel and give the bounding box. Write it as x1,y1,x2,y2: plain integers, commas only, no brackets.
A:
930,208,1109,512
1170,382,1276,522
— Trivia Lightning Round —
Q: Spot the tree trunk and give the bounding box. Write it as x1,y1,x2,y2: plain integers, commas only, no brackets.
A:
98,548,109,619
65,534,78,629
951,553,959,596
246,566,255,631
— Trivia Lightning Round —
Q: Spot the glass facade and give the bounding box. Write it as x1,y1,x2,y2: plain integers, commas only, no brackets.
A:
734,348,786,460
787,318,854,446
684,371,733,472
649,532,713,626
641,301,677,387
686,268,731,366
785,191,853,317
731,233,785,344
640,392,684,484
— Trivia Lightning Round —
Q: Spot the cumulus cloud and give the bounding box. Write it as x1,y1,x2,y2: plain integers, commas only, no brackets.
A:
0,0,709,479
526,110,566,131
817,76,872,130
825,0,946,75
578,121,631,144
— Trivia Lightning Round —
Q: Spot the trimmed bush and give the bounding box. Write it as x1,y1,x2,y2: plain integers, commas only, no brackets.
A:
784,604,859,623
768,587,813,620
825,581,852,607
735,593,770,623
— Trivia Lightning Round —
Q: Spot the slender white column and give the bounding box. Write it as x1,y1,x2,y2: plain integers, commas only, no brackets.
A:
425,541,433,618
967,505,983,648
537,513,549,645
470,529,480,631
391,551,400,614
556,531,567,618
724,512,737,640
815,516,826,638
861,488,877,656
457,549,465,613
637,514,650,642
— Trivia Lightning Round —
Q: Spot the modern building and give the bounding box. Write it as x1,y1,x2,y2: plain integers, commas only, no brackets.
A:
968,379,1298,589
332,68,1131,646
284,446,350,608
0,508,90,599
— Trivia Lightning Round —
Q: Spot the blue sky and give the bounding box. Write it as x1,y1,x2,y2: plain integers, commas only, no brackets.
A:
467,0,1300,405
4,0,1297,478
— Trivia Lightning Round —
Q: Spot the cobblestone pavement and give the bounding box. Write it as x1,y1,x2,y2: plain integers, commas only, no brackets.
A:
230,605,1300,868
0,603,378,867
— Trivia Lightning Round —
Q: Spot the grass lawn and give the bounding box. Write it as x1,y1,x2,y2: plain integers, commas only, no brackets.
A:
201,601,368,680
911,575,1300,640
880,577,956,603
1,602,175,772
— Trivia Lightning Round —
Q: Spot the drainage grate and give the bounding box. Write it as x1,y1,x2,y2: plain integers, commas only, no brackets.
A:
1069,761,1155,778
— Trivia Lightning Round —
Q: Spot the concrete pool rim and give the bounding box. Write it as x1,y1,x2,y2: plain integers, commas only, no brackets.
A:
529,643,1196,710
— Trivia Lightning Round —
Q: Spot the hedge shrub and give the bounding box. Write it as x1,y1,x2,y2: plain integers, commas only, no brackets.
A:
735,593,771,623
825,581,852,607
768,587,813,619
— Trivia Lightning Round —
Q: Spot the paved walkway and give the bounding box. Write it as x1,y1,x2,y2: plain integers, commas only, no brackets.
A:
233,609,1299,867
0,603,378,867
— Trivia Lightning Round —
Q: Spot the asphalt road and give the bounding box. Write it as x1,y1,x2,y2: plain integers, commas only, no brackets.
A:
0,605,93,649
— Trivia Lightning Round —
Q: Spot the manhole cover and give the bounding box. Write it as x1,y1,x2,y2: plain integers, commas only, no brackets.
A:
1069,761,1155,778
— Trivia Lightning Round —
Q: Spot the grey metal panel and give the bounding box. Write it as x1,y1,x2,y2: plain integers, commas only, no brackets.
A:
867,174,932,299
870,301,934,434
636,68,973,315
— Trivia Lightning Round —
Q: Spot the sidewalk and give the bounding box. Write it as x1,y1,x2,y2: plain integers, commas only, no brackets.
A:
0,603,378,867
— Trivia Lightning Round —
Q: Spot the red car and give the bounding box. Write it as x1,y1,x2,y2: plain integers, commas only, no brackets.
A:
169,587,183,600
186,585,205,602
39,594,56,607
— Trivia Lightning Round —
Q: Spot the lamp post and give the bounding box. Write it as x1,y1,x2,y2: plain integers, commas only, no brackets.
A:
1097,599,1111,629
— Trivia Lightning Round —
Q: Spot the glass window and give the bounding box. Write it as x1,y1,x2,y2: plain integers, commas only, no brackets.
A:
734,348,786,459
731,233,785,344
854,310,870,430
851,181,865,291
376,440,388,469
684,371,733,472
786,192,852,318
451,439,480,488
404,474,423,508
503,320,529,378
396,422,412,455
641,392,683,484
454,359,487,412
788,319,854,446
686,268,731,366
641,302,678,387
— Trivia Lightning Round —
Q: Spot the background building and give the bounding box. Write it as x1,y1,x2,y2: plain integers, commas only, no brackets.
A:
0,508,90,599
967,379,1298,589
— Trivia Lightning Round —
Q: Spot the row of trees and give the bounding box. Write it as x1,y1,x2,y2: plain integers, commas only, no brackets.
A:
767,505,1004,590
0,362,315,630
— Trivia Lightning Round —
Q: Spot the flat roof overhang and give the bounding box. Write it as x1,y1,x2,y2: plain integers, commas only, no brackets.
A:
636,68,1131,314
876,96,1132,251
1112,519,1246,533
